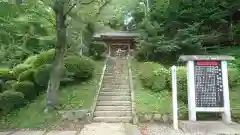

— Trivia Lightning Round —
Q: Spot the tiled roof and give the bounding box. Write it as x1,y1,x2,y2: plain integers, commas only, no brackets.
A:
93,31,139,38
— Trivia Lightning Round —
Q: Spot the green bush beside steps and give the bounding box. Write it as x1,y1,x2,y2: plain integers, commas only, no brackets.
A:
0,49,96,114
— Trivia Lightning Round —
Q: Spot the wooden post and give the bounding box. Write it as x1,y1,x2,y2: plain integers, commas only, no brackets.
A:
221,61,232,124
187,61,196,121
171,65,178,130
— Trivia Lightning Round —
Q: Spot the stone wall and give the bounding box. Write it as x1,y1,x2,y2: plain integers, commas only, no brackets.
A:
58,109,91,123
137,112,172,123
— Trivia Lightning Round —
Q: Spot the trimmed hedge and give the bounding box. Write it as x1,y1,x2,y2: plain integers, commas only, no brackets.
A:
0,91,25,113
64,55,95,80
12,64,31,78
33,49,55,68
13,81,36,100
228,68,240,89
89,42,107,60
33,64,52,87
18,69,35,82
138,62,169,92
23,55,38,65
175,67,188,103
0,68,14,81
4,80,17,91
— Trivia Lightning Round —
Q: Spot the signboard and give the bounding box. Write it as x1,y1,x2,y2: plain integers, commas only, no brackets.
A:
194,61,224,107
178,55,234,123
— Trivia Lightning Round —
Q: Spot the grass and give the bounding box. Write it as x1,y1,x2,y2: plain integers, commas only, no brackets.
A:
131,58,174,114
0,60,105,130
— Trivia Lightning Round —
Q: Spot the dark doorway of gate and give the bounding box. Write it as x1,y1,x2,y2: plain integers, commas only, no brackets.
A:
93,31,139,57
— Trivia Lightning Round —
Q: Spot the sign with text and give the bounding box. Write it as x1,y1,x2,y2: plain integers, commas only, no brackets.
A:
194,61,224,107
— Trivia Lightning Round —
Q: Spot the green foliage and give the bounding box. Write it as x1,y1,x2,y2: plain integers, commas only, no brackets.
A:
228,68,240,89
0,1,55,67
12,64,31,78
89,42,107,60
138,62,169,92
0,80,4,92
4,80,17,91
64,55,95,80
135,22,203,64
13,81,36,100
0,91,25,113
33,64,52,87
32,49,55,68
175,67,188,103
18,69,35,82
0,68,13,82
23,55,38,65
132,0,240,63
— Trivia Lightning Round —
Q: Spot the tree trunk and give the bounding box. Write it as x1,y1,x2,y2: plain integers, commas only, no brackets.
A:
45,0,66,111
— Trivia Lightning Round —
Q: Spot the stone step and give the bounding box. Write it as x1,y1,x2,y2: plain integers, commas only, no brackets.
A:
99,92,130,96
96,106,131,111
102,80,128,84
103,75,127,79
102,84,129,89
93,117,132,123
94,111,131,117
97,101,131,106
101,88,130,92
102,82,128,86
98,95,131,101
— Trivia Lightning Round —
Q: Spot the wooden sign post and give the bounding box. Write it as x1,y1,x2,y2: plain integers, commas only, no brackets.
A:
179,55,234,124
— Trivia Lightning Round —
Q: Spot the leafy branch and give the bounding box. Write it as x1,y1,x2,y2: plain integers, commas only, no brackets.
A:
64,0,96,16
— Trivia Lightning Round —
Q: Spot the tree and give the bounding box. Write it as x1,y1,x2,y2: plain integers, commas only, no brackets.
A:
45,0,113,111
132,0,240,63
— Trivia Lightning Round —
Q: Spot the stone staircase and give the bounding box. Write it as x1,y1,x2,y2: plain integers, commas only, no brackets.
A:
93,56,132,123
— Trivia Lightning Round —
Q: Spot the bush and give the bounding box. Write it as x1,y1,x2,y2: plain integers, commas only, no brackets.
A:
0,80,3,92
0,68,14,81
138,62,169,92
3,80,17,91
0,91,25,113
12,64,31,78
175,67,188,103
228,68,240,88
34,64,52,87
13,81,36,100
23,55,38,65
18,69,35,82
33,49,55,68
89,42,107,60
64,55,95,80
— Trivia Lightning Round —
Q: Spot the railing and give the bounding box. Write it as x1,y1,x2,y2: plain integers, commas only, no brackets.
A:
127,53,137,124
89,53,109,120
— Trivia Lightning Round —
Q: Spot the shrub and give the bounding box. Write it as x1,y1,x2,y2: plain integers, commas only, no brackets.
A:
138,62,169,92
0,91,25,112
18,69,35,82
0,80,3,92
3,80,17,91
34,64,52,87
228,68,240,88
12,81,36,100
89,42,107,60
12,64,31,78
23,55,38,65
32,49,55,68
175,67,188,103
0,68,14,81
64,55,95,80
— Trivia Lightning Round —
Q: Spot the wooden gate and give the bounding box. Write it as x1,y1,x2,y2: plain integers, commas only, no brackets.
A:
110,44,129,57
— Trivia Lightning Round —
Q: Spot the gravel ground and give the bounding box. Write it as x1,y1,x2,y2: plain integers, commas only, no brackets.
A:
139,123,205,135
